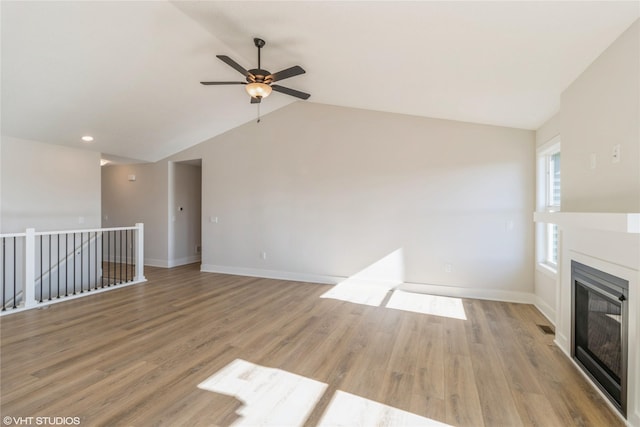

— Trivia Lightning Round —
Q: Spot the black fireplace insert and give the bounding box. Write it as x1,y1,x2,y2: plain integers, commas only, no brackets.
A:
572,260,628,416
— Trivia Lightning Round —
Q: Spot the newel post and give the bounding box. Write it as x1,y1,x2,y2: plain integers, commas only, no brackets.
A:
24,228,37,308
135,223,146,281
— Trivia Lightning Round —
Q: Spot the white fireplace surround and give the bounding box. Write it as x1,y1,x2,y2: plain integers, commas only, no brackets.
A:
534,212,640,426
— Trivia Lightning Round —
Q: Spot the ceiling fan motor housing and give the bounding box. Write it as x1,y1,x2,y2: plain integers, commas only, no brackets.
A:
247,69,272,84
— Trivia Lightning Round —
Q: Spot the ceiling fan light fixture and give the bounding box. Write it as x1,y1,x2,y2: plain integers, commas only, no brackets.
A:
245,82,272,98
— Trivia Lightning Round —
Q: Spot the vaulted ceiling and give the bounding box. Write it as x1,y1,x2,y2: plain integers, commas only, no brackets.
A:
2,1,638,162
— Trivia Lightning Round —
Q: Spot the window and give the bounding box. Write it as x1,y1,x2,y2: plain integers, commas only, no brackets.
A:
537,137,561,269
544,151,561,265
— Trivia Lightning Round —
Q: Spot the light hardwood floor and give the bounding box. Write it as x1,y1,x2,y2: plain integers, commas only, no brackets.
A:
1,264,623,426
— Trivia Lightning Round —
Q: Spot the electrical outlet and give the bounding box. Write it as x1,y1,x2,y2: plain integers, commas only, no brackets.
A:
261,251,267,260
445,263,453,273
612,144,621,163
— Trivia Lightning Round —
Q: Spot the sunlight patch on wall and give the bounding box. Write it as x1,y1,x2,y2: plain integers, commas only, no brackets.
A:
386,290,467,320
320,248,467,320
198,359,327,426
320,248,404,306
317,390,453,427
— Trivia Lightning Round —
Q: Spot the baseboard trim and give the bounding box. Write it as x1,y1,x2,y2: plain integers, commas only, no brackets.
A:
200,264,544,307
145,256,202,269
145,258,170,268
200,264,342,285
533,296,556,326
555,334,571,356
169,256,201,268
398,282,536,305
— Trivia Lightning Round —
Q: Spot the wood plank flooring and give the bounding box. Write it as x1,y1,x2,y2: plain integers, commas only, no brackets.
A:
0,263,623,426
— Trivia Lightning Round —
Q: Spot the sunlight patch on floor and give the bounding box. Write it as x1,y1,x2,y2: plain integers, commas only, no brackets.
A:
385,290,467,320
320,278,395,306
197,359,327,426
199,359,453,427
317,390,453,427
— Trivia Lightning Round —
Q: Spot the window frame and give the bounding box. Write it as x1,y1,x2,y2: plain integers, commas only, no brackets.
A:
536,136,561,272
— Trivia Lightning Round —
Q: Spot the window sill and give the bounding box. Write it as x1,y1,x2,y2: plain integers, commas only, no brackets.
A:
536,262,558,279
533,211,640,234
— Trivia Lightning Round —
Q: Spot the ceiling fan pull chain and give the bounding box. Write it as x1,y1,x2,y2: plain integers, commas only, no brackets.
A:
257,103,261,123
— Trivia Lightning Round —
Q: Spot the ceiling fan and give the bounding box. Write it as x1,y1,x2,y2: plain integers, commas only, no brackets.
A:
201,38,310,104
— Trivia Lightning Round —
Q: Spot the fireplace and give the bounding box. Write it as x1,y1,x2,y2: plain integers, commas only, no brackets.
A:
572,260,629,415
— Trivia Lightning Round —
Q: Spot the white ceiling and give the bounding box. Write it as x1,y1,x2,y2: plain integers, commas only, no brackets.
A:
2,1,638,162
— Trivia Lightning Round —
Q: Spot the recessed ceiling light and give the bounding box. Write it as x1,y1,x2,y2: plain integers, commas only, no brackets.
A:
81,136,94,142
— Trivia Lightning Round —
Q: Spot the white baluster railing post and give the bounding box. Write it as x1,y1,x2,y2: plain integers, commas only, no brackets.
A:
24,228,37,308
135,223,145,281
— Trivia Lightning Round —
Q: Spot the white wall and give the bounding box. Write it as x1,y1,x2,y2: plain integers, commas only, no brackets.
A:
561,20,640,213
170,102,535,298
170,161,201,266
101,162,169,266
535,113,561,148
0,136,101,232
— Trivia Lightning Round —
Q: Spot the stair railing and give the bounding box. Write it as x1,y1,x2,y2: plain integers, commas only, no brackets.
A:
0,223,145,315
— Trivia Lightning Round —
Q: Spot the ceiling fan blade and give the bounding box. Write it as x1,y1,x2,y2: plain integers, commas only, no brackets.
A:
271,85,310,100
200,81,246,85
250,97,261,104
268,65,305,82
216,55,250,77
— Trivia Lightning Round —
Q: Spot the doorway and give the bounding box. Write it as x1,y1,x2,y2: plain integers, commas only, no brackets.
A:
170,159,202,267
